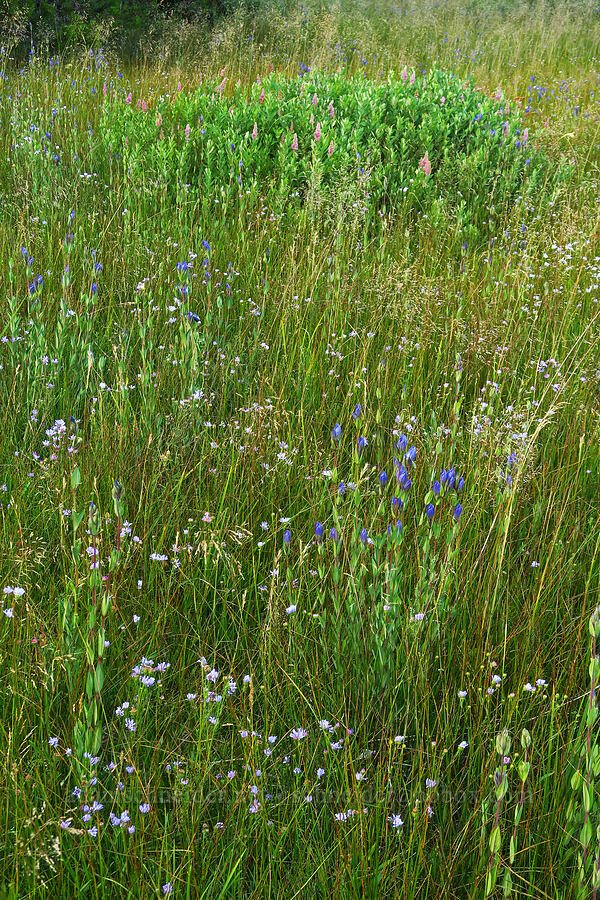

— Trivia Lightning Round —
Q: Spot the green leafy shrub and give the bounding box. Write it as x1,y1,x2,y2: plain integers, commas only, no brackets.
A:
99,67,571,244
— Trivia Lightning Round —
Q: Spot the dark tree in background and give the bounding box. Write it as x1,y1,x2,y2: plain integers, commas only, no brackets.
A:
0,0,230,57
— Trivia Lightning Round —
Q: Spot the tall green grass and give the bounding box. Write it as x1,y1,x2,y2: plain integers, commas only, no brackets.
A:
1,0,600,897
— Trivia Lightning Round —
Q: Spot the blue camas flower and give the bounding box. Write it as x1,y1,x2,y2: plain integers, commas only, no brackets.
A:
388,520,402,537
405,446,417,467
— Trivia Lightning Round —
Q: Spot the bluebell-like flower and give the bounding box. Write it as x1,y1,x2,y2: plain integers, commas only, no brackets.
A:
405,446,417,467
396,464,408,487
403,478,412,492
379,470,387,488
315,522,324,542
330,527,338,543
283,529,291,545
357,436,368,455
338,482,345,495
426,503,435,521
457,476,465,493
440,469,448,485
453,504,462,522
351,403,361,420
188,311,200,323
388,520,402,537
360,527,368,545
331,423,341,445
397,434,408,452
432,480,441,496
447,468,456,490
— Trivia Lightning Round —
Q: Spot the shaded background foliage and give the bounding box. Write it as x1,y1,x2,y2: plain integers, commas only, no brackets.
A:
0,0,237,58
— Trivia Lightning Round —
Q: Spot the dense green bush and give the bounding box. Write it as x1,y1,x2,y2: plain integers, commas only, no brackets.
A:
100,68,570,244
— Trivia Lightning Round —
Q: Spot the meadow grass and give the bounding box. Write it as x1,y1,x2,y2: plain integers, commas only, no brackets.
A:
1,0,600,896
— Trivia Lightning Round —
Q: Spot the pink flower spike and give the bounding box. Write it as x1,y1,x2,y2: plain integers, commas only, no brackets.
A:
291,133,299,152
523,128,528,145
125,92,132,104
409,70,415,86
440,96,445,105
177,80,182,91
251,122,258,140
259,88,265,103
419,151,432,176
103,83,107,97
401,66,407,83
156,112,162,128
185,123,190,142
312,92,318,106
328,102,334,118
142,99,147,112
328,140,334,157
314,121,321,141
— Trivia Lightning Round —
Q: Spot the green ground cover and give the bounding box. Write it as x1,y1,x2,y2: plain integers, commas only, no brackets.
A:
1,0,600,896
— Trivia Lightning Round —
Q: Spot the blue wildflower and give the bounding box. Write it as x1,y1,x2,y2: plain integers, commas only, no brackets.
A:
315,522,324,542
426,503,435,521
331,423,341,445
351,403,362,419
405,446,417,467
